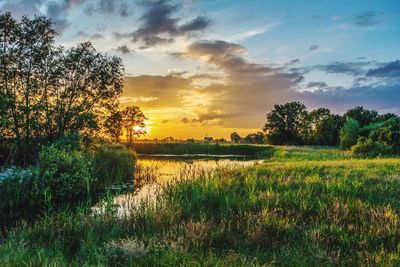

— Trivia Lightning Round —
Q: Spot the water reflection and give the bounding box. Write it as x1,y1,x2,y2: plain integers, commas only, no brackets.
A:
95,157,263,217
137,158,263,184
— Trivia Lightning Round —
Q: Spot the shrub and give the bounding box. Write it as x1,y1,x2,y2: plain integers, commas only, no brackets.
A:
340,118,360,149
36,144,94,208
369,117,400,153
93,146,137,188
0,167,37,221
351,137,389,157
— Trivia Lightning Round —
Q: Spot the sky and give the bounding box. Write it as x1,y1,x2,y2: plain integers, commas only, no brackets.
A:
1,0,400,139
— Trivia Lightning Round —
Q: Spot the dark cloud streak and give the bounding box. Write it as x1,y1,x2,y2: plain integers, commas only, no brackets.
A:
115,0,210,48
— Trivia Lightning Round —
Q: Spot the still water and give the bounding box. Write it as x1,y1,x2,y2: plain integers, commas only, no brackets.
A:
137,157,264,184
97,156,263,216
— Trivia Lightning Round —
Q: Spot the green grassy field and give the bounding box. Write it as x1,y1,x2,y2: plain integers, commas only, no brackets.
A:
1,147,400,266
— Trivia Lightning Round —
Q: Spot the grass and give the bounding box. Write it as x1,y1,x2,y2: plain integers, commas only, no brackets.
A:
1,146,400,266
132,142,274,158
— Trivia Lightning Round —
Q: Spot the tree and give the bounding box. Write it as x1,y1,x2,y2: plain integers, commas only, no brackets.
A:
344,106,378,127
243,132,265,144
230,132,241,143
369,117,400,153
53,42,124,138
339,118,360,149
122,106,147,143
104,111,123,143
263,102,308,145
376,113,398,122
309,108,343,145
0,13,124,161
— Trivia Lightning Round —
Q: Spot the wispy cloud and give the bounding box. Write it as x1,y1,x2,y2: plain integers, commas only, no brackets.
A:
354,11,383,27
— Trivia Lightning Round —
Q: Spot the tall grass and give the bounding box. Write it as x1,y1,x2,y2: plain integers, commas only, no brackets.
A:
2,147,400,266
93,147,137,188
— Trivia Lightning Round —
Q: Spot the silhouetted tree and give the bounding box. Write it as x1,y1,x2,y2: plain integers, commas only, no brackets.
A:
230,132,241,143
0,13,124,162
104,111,123,143
122,106,147,144
263,102,308,145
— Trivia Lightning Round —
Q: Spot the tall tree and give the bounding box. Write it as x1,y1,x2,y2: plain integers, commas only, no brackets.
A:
263,102,308,145
309,108,343,145
104,111,124,143
0,13,124,161
344,106,378,127
122,106,147,143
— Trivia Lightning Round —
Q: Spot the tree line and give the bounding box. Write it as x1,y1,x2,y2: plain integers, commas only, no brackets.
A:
0,13,146,164
260,102,400,155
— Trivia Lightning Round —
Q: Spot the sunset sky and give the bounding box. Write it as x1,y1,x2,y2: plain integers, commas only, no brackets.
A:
2,0,400,139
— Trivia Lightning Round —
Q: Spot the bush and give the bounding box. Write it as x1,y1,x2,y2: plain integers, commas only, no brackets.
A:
340,118,360,149
0,167,37,222
93,146,137,188
369,117,400,153
351,137,389,157
36,144,94,208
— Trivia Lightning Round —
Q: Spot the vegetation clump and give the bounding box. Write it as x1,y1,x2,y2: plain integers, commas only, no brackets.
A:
93,146,137,188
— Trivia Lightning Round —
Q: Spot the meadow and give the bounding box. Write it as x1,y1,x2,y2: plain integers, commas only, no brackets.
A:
1,146,400,266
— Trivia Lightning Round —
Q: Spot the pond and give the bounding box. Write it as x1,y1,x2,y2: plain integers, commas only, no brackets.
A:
96,156,264,216
136,157,264,184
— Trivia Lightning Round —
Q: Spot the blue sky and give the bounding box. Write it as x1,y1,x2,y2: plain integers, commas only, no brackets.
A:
1,0,400,138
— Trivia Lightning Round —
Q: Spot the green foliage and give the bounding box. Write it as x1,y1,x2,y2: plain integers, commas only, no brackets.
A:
308,108,343,145
351,137,389,157
263,102,308,145
0,13,124,163
344,106,378,127
339,118,360,149
0,167,37,223
93,146,137,188
369,117,400,153
37,144,94,208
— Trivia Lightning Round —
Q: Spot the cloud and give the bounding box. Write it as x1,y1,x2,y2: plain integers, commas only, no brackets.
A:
308,45,319,52
46,0,87,32
122,74,194,108
308,61,373,76
300,83,400,114
1,0,86,32
119,96,158,104
181,117,189,124
115,0,210,48
354,11,383,27
0,0,45,17
176,40,304,127
115,45,134,54
307,82,328,89
366,60,400,78
84,0,132,17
